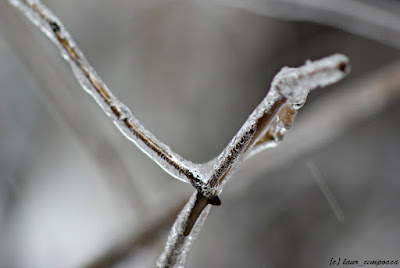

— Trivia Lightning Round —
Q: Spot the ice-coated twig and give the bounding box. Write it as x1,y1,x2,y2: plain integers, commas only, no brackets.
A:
9,0,205,188
10,1,351,266
87,61,400,268
239,61,400,178
157,54,350,268
248,104,299,158
10,0,350,202
246,57,351,159
157,191,211,268
205,54,350,194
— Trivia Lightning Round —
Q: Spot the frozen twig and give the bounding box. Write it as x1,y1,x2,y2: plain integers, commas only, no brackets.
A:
157,55,350,267
0,0,152,210
205,55,350,194
9,0,204,188
211,0,400,49
246,59,350,158
239,61,400,180
9,0,350,201
10,1,351,267
88,62,400,267
157,191,211,268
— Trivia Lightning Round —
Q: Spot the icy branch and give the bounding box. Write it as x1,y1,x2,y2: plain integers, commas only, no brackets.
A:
87,61,400,268
10,0,350,202
206,54,350,194
158,54,349,267
247,55,351,158
157,191,211,268
10,1,351,266
9,0,205,188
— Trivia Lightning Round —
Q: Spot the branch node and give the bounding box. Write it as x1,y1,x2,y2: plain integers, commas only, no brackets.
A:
207,196,222,206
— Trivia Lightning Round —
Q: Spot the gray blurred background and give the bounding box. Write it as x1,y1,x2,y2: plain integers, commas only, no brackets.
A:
0,0,400,267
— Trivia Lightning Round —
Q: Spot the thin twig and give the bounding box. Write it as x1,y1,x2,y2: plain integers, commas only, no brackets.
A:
9,0,349,203
10,1,351,267
157,55,350,267
206,55,350,193
10,0,205,189
157,191,211,268
86,61,400,267
239,61,400,180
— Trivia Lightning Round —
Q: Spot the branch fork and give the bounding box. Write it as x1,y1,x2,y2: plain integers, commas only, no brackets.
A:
10,0,351,267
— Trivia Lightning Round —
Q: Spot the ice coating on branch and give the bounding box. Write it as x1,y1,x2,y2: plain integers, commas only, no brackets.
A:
273,54,350,107
11,0,353,266
157,191,211,268
245,106,295,159
245,54,350,159
11,0,205,185
11,0,351,195
206,87,284,192
207,54,350,191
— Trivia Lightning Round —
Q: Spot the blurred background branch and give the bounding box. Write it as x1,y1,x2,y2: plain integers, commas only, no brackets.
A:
212,0,400,48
